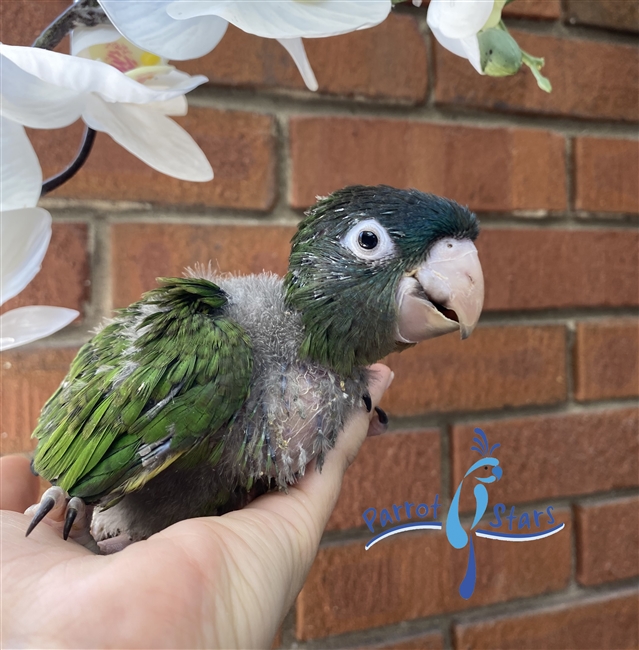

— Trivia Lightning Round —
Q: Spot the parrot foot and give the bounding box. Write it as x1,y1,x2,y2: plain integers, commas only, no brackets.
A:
24,487,94,547
97,533,134,555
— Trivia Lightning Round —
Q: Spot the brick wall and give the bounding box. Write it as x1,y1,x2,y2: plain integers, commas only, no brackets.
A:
2,1,638,648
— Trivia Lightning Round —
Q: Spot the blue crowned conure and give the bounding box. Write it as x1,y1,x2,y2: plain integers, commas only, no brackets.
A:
26,185,484,552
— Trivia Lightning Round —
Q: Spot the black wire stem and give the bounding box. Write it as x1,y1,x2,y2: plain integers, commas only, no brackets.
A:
32,0,108,196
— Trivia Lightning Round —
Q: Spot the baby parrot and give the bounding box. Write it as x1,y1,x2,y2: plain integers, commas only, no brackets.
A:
26,185,484,551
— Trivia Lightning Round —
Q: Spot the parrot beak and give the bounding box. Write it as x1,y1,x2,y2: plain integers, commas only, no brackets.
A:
395,238,484,343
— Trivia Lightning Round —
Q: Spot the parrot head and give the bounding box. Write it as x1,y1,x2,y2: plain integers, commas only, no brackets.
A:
285,185,484,374
464,457,503,484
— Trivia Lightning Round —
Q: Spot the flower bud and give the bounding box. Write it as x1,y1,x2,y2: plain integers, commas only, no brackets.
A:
478,27,522,77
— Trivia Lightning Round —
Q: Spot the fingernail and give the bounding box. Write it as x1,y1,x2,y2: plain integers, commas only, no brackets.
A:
386,371,395,390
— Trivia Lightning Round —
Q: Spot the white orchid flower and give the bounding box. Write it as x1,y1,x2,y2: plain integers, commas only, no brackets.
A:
427,0,551,90
427,0,502,74
0,118,78,351
0,41,213,181
98,0,393,91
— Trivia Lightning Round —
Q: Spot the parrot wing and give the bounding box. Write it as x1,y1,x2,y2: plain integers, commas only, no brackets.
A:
32,277,253,502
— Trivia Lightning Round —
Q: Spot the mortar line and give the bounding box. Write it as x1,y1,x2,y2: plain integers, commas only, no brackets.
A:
188,86,639,139
46,205,639,230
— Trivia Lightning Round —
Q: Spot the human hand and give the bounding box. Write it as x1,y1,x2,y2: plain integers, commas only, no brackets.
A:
1,364,393,649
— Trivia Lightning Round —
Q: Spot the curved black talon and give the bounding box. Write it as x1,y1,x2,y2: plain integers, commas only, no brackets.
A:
374,406,389,425
25,496,56,537
63,505,78,540
362,392,372,413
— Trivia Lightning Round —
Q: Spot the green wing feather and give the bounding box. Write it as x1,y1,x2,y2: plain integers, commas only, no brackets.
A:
32,277,253,502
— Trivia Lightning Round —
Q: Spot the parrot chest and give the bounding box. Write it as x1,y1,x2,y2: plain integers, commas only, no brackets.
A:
216,273,367,487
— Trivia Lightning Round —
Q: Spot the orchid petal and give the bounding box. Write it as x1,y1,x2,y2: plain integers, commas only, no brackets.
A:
0,306,78,351
431,27,483,74
166,0,392,40
71,24,121,56
0,51,85,129
427,0,494,39
83,95,213,182
145,95,188,116
278,38,318,91
0,44,208,107
0,208,51,305
0,118,42,210
98,0,228,60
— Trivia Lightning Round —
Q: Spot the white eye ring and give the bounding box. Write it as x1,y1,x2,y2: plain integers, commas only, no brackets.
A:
340,219,395,261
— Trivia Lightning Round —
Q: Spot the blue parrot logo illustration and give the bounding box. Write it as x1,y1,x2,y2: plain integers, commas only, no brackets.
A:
446,428,502,599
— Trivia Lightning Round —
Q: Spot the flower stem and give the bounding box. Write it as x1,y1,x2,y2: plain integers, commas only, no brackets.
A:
521,50,552,93
41,128,96,196
34,0,106,196
32,0,109,50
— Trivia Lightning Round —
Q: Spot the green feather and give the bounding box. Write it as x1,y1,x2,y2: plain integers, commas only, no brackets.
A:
32,276,253,503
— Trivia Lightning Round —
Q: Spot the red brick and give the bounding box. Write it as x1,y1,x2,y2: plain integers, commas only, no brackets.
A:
381,326,566,416
454,591,639,650
296,510,571,639
182,15,428,103
575,496,639,586
574,137,639,214
328,429,441,531
111,223,295,308
0,222,89,320
28,108,277,210
503,0,562,20
435,31,639,122
479,229,639,311
289,118,566,212
115,225,639,314
575,320,639,401
0,347,77,455
451,409,639,511
355,631,444,649
0,0,69,48
566,0,639,33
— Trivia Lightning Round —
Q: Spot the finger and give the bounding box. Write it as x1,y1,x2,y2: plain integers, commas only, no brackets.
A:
0,455,39,513
329,365,393,468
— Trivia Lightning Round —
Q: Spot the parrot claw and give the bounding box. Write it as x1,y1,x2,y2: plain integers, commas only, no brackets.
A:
362,392,372,413
63,497,84,540
25,494,57,537
24,487,94,548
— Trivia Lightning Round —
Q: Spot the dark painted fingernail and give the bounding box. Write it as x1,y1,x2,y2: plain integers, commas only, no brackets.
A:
375,406,389,425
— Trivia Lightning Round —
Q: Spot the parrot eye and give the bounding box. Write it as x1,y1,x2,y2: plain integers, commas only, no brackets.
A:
358,231,379,249
341,219,395,262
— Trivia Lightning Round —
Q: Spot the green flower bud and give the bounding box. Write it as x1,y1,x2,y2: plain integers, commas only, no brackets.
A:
478,27,522,77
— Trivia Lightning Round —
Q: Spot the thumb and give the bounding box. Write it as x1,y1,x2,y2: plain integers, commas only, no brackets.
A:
335,363,394,470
